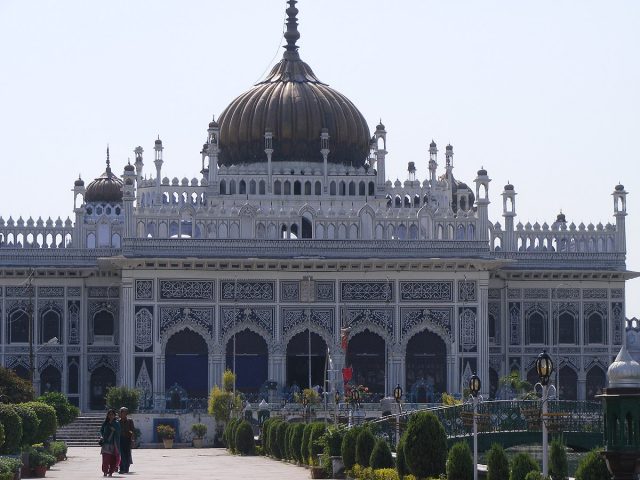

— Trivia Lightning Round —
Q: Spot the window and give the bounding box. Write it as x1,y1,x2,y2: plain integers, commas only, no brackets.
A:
558,311,576,344
41,309,61,344
528,312,544,344
9,308,29,343
587,312,604,344
93,310,114,342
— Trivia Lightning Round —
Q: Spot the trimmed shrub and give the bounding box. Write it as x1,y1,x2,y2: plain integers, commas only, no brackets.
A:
13,403,40,446
0,404,22,453
235,420,255,455
262,418,275,455
47,440,68,459
341,426,362,471
487,443,510,480
356,428,376,468
396,437,407,479
104,386,140,412
370,439,394,470
0,423,4,450
510,452,539,480
284,422,293,460
309,422,327,464
268,420,283,459
373,468,400,480
549,438,568,480
322,426,344,457
0,366,34,403
574,450,610,480
24,402,57,444
403,412,447,479
276,421,289,460
446,441,473,480
524,472,547,480
289,423,306,463
300,423,314,465
36,392,80,428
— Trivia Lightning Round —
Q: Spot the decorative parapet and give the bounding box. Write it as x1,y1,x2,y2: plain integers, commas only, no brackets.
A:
0,216,74,248
494,251,626,270
0,248,119,267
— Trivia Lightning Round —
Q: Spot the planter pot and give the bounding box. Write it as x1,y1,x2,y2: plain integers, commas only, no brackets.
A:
310,466,325,479
193,438,204,448
32,465,47,478
331,456,345,478
20,466,30,479
162,438,174,449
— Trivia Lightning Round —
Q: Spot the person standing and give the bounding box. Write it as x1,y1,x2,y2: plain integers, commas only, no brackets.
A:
118,407,136,474
99,409,121,477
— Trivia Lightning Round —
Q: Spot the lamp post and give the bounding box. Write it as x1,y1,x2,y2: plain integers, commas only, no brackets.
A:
536,350,554,477
334,391,340,426
469,374,481,480
393,384,403,448
552,283,567,399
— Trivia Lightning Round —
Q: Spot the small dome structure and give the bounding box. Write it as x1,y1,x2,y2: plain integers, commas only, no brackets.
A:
607,344,640,389
74,176,85,187
85,150,123,203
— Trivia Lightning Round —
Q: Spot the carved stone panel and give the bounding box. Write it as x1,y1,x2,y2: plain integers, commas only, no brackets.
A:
67,300,80,345
135,357,153,409
524,288,549,299
135,306,153,352
159,280,214,301
509,302,521,345
612,302,624,346
554,288,580,299
67,287,82,297
341,281,394,303
159,306,214,340
400,281,452,302
611,289,624,300
340,306,394,338
583,289,607,299
220,306,275,338
135,280,154,300
400,306,453,342
38,286,64,297
459,307,477,352
5,286,33,297
281,308,334,337
507,289,521,299
488,288,501,300
315,281,335,302
88,355,119,373
280,281,299,302
458,281,477,302
88,287,120,298
220,281,274,302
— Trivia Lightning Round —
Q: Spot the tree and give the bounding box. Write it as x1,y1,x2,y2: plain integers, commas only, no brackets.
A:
574,450,611,480
0,404,22,454
0,366,34,403
403,412,447,478
487,443,510,480
36,392,79,428
355,428,376,468
446,441,473,480
549,438,568,480
370,439,394,470
105,386,140,412
510,452,539,480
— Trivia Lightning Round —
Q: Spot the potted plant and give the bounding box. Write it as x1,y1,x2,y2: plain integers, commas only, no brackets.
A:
156,424,176,449
28,449,56,478
191,423,207,448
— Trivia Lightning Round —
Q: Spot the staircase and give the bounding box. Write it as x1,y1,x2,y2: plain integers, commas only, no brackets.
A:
56,414,104,447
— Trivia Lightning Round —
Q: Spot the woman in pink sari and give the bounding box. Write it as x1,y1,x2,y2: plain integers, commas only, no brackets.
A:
99,409,121,476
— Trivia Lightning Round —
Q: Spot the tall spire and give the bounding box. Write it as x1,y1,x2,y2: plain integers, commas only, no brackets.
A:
283,0,300,60
106,145,111,173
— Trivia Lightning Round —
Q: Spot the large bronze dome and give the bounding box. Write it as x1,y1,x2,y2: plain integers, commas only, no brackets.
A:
85,150,123,203
217,1,370,167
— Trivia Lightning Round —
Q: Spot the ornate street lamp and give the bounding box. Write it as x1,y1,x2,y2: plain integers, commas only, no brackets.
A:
393,384,403,403
393,384,403,447
536,350,555,477
468,374,482,480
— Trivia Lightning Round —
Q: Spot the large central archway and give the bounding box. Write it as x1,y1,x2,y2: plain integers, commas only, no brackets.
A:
90,366,116,410
165,329,209,398
405,330,447,402
286,331,327,390
346,331,386,395
226,329,268,394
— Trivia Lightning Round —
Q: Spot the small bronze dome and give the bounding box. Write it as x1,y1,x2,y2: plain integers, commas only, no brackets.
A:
124,162,135,172
477,168,487,176
556,212,566,223
74,176,85,187
216,1,370,167
615,184,625,191
504,183,514,191
85,153,123,203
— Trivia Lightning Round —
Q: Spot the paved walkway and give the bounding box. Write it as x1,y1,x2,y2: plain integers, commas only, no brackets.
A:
46,447,313,479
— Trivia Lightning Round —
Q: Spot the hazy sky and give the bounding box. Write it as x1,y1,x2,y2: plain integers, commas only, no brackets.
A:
0,1,638,313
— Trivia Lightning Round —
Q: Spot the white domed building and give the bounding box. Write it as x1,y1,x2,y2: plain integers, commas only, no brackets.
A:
0,1,636,411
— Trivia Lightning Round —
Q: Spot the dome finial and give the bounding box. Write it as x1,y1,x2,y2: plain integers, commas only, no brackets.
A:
283,0,300,59
106,145,111,173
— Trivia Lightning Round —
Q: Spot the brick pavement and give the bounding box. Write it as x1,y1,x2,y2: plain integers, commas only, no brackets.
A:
45,447,315,479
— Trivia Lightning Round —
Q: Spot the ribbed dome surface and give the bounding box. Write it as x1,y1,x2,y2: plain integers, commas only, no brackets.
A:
216,1,370,167
85,161,123,203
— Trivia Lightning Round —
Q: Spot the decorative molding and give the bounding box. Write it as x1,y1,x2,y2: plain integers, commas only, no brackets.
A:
400,306,453,342
400,281,452,302
341,306,394,338
67,287,81,297
220,280,274,301
135,280,154,300
159,306,214,340
88,355,119,373
281,307,334,337
341,281,394,303
135,306,154,352
220,305,275,339
67,300,80,345
37,286,64,297
583,288,607,299
159,280,214,301
523,288,549,299
88,287,119,298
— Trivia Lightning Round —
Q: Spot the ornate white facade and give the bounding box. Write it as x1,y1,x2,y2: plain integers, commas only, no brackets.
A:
0,2,635,410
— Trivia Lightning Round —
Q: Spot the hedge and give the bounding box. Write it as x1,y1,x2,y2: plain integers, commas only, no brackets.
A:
276,421,289,460
395,437,407,479
0,404,22,453
308,423,327,463
268,420,283,459
289,423,306,463
13,403,40,446
341,426,362,471
23,402,57,443
370,439,394,470
36,392,80,427
549,438,568,480
355,428,376,468
235,420,255,455
300,423,314,465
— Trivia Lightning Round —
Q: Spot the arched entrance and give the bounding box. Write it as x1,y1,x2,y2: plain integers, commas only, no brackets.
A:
586,366,606,400
405,330,446,402
226,329,268,394
286,331,327,390
346,331,386,394
559,366,578,400
40,365,62,395
90,366,116,410
165,329,209,399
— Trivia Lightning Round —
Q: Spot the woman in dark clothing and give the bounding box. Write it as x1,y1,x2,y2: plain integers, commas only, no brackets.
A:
118,407,135,474
99,409,121,477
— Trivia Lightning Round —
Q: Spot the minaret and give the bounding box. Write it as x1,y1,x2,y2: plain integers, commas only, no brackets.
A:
134,146,144,183
207,117,220,196
154,137,163,205
374,121,387,191
407,162,416,182
474,167,491,242
613,183,627,254
122,162,136,238
321,128,330,192
265,130,274,193
428,140,438,184
73,176,85,247
502,182,517,251
445,144,454,177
